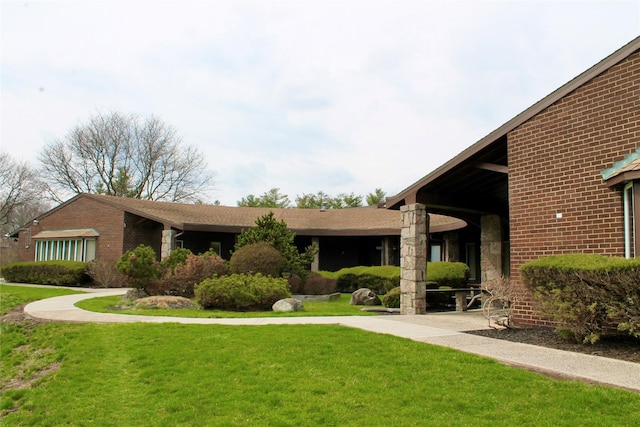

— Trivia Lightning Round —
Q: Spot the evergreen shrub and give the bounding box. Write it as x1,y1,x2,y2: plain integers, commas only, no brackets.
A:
521,254,640,343
115,245,161,291
1,260,89,286
382,286,401,308
195,273,290,311
230,243,287,277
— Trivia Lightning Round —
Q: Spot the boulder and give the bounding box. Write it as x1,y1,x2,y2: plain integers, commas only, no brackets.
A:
134,296,195,309
122,288,149,301
349,288,382,306
272,298,304,312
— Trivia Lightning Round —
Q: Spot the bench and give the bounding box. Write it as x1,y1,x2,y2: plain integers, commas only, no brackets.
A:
425,287,482,311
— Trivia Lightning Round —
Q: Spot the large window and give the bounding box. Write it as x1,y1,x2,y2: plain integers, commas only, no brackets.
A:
624,182,636,258
34,239,96,262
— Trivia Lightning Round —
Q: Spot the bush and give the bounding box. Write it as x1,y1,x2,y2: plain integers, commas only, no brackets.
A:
153,252,229,298
161,248,192,271
0,261,90,286
521,254,640,343
86,259,127,288
382,286,401,308
288,272,337,295
426,262,469,288
195,273,291,311
230,243,287,277
115,245,161,291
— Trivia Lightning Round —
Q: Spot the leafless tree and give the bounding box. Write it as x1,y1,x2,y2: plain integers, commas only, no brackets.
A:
0,152,47,234
39,112,215,203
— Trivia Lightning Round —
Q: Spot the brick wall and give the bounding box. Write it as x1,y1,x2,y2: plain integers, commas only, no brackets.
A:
16,196,125,263
123,212,164,259
508,51,640,326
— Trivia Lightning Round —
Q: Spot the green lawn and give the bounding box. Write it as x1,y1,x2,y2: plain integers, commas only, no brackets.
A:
0,284,83,315
2,285,640,426
75,293,379,318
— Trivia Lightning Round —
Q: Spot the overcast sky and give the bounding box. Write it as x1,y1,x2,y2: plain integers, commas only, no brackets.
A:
2,1,639,206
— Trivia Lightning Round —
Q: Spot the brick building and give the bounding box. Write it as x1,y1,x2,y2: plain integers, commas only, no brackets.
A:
388,36,640,324
9,193,464,272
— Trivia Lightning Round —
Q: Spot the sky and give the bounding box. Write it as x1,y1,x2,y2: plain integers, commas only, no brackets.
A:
1,1,639,206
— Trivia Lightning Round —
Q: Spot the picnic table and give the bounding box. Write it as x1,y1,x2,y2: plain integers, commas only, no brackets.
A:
425,286,483,311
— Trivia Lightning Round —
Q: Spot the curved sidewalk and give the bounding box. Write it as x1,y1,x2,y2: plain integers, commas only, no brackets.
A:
22,288,640,393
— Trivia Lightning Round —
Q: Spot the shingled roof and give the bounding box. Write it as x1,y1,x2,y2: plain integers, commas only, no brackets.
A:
43,193,465,236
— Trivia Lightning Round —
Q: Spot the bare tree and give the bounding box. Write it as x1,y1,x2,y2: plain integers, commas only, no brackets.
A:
0,152,47,234
39,112,215,203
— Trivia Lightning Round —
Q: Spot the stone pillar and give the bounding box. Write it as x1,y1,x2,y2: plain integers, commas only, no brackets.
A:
481,215,502,284
400,204,428,315
443,232,460,262
311,237,320,272
161,229,176,260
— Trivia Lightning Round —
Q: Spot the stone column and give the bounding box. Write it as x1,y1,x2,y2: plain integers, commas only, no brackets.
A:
161,229,176,260
481,215,502,284
311,237,320,272
400,204,428,315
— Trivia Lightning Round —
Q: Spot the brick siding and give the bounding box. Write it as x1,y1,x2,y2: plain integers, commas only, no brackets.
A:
16,197,126,263
508,51,640,326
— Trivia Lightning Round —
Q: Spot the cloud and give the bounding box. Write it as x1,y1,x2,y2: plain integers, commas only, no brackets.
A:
1,0,639,206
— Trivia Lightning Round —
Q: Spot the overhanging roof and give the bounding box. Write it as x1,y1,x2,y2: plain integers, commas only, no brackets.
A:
387,35,640,212
32,228,99,239
38,193,466,236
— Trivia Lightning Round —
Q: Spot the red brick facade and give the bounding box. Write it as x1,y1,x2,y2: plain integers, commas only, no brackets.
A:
508,51,640,326
16,197,126,263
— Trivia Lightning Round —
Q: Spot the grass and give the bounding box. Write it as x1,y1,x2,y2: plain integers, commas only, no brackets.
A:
2,285,640,426
75,293,379,318
0,284,83,315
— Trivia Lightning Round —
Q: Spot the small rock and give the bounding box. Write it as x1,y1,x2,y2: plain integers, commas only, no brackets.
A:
122,288,149,301
272,298,304,312
350,288,381,306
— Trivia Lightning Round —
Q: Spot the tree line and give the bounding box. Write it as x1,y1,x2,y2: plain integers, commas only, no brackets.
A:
1,111,387,235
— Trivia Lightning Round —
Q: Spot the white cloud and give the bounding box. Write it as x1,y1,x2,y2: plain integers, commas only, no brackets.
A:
1,0,639,205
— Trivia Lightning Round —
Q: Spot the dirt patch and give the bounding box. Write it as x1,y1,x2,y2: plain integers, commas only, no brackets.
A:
467,327,640,364
0,304,50,328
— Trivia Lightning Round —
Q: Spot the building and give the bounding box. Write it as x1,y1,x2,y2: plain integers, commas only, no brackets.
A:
389,36,640,324
10,193,465,272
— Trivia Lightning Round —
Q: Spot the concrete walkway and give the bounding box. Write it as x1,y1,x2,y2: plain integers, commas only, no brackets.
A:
20,287,640,393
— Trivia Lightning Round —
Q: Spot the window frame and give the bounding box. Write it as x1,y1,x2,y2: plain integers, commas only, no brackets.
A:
623,181,640,258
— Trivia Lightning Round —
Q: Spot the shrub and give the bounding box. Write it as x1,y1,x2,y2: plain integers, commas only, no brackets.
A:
426,262,469,288
195,273,290,311
161,248,192,271
521,254,640,343
0,261,89,286
86,259,127,288
382,286,401,308
230,243,287,277
335,273,398,295
115,245,161,291
288,272,337,295
154,252,229,298
234,212,318,278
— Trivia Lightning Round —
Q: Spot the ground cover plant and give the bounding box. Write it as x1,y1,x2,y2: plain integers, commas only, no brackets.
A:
75,293,377,318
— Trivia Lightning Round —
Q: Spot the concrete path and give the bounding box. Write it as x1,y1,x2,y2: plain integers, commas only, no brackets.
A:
19,287,640,393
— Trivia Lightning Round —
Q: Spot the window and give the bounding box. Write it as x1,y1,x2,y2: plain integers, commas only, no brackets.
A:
429,243,442,262
210,241,222,255
624,182,636,258
34,239,96,262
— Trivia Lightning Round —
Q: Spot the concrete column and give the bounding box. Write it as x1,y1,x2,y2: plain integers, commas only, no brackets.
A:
161,229,176,260
400,204,428,315
311,237,320,272
381,237,391,265
481,215,502,284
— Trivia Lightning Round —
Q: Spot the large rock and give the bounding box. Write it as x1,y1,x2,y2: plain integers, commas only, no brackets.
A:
350,288,382,306
134,296,195,309
272,298,304,312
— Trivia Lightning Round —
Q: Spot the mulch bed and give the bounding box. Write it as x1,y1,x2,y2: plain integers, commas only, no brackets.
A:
467,327,640,364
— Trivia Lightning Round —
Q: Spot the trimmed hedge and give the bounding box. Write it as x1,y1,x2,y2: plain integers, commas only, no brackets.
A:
426,262,469,288
382,286,401,308
521,254,640,343
195,273,291,311
318,262,469,295
1,261,90,286
230,243,287,277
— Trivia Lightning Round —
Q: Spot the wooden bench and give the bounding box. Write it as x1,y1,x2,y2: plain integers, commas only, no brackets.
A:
425,287,482,311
